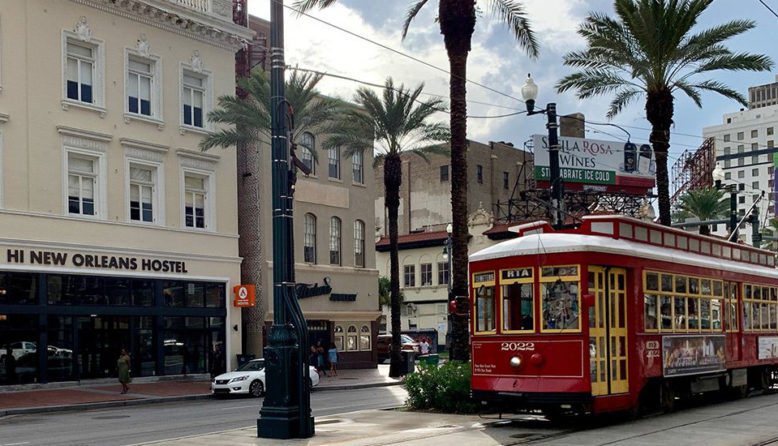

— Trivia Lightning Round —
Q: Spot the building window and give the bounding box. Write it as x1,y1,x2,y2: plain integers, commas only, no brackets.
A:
752,155,758,164
752,168,759,176
304,213,316,263
65,41,95,104
359,325,371,350
129,165,155,223
438,261,450,286
739,196,746,204
769,140,774,148
738,145,745,153
67,153,97,216
300,132,315,175
334,325,344,352
723,134,730,142
724,160,731,168
184,173,207,229
753,181,759,189
346,325,358,351
330,217,341,265
738,170,745,179
752,129,758,138
725,172,731,180
404,265,416,288
440,165,449,182
477,165,483,184
420,263,432,286
768,127,774,136
127,57,155,116
352,150,364,184
737,132,744,140
182,70,207,128
739,183,745,191
354,220,365,267
770,166,775,175
723,147,731,155
503,171,509,189
752,143,759,151
328,146,340,179
738,158,744,167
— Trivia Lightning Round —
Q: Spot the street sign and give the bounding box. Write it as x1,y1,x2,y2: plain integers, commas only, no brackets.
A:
233,284,255,307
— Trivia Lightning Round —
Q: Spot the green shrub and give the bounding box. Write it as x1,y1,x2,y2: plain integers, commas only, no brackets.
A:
403,360,479,413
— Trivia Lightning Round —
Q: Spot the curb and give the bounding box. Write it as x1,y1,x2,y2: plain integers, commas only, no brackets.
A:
0,381,403,417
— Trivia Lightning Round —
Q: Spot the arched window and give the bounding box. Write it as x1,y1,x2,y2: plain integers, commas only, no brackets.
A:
304,213,316,263
354,220,365,268
346,325,358,351
359,325,371,350
334,325,344,351
330,217,341,265
300,132,315,175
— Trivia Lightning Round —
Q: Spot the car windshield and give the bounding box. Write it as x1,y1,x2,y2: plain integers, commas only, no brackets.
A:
401,335,415,344
236,360,264,372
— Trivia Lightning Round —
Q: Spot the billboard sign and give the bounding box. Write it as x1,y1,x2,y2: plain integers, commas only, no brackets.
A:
662,335,725,377
532,134,656,191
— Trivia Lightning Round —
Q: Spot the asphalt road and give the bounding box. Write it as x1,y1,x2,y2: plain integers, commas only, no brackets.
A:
0,386,409,446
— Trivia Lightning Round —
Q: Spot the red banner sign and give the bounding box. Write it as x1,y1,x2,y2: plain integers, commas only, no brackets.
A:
233,285,255,307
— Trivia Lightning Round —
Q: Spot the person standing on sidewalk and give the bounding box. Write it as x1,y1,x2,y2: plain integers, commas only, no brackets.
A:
328,342,339,377
117,349,131,394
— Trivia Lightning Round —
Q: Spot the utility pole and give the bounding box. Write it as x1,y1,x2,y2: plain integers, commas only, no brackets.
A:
257,0,314,439
546,103,563,230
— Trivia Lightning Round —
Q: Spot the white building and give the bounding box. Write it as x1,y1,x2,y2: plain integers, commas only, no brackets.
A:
704,103,778,245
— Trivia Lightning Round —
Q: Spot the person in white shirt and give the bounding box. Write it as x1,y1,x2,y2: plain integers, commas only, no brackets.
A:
420,338,430,356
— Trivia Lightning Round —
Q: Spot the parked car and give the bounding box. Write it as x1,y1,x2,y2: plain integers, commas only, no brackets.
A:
376,334,419,362
1,341,37,361
211,358,320,397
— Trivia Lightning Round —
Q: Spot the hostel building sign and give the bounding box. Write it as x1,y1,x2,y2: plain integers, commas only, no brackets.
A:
5,248,189,273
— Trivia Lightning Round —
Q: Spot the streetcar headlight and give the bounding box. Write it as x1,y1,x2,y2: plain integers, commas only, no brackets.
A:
509,356,522,369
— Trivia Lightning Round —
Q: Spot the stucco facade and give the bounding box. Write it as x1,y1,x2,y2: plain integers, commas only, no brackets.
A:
0,0,251,384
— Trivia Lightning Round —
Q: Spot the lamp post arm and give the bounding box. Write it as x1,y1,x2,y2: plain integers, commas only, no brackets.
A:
729,190,765,242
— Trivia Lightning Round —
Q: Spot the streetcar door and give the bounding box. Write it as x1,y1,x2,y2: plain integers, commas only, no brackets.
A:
588,266,629,396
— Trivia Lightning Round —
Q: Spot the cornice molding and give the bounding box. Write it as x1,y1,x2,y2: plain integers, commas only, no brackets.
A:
120,137,170,153
69,0,254,51
57,125,113,143
0,113,8,123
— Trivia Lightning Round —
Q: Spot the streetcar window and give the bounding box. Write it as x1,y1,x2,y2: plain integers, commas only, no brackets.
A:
689,278,700,295
502,282,534,332
475,285,496,333
664,233,675,247
660,296,673,330
675,276,686,294
723,245,732,259
772,288,777,301
541,281,579,330
745,285,752,299
635,226,648,241
619,223,633,238
688,298,699,330
689,238,700,252
713,243,722,257
661,274,673,292
674,297,687,330
713,281,723,297
701,279,712,296
650,230,662,244
700,299,711,330
646,273,659,291
701,241,711,254
754,286,762,300
711,299,722,330
771,305,777,330
644,294,657,330
753,304,762,330
677,236,688,250
743,302,751,330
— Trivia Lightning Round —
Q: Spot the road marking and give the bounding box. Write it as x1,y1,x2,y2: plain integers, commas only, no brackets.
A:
2,442,31,446
217,404,260,411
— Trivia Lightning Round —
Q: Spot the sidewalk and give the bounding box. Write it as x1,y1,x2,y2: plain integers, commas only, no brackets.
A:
0,364,400,416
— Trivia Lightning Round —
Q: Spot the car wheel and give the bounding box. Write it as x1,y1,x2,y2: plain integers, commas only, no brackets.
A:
249,380,264,397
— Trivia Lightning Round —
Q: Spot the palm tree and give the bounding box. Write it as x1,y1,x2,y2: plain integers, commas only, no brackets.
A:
322,77,448,377
673,187,728,235
201,70,341,356
557,0,772,227
295,0,539,361
761,218,778,250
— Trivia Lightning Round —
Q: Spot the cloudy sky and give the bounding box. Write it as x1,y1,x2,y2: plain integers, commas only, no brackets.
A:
248,0,778,168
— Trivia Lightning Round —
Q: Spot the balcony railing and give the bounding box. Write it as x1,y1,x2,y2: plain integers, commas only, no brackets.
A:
174,0,209,12
168,0,232,20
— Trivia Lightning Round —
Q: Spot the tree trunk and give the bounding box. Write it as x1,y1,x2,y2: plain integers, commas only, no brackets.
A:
238,134,265,357
646,86,674,227
384,153,403,378
440,0,475,362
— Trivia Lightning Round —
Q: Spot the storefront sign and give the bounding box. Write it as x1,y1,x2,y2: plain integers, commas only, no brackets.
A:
233,285,255,307
5,248,188,273
330,293,356,302
662,335,725,377
758,336,778,359
296,277,332,299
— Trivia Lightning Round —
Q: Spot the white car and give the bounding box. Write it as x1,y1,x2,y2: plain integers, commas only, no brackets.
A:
211,358,320,397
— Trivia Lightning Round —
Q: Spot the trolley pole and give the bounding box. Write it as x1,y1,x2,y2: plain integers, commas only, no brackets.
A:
258,0,314,439
546,103,563,230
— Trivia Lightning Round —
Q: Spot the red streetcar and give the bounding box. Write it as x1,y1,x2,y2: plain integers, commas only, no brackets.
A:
469,215,778,416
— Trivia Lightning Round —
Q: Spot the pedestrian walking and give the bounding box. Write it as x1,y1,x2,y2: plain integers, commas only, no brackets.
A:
420,337,430,356
317,342,327,377
328,342,339,377
117,348,131,394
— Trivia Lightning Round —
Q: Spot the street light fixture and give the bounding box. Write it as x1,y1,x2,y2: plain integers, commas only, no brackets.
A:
520,74,563,229
712,163,738,242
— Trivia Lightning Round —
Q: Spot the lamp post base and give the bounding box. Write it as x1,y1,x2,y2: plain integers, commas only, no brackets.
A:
257,408,314,439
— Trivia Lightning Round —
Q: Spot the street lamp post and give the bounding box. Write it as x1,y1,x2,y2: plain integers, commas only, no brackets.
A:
258,0,314,439
520,75,563,230
443,223,453,352
712,163,739,241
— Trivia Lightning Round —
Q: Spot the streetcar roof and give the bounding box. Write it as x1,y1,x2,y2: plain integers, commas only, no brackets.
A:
469,231,778,279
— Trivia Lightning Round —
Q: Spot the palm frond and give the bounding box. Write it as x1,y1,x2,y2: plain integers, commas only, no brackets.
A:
292,0,337,13
402,0,429,39
607,88,642,119
690,80,747,106
488,0,539,58
672,80,703,108
556,70,642,98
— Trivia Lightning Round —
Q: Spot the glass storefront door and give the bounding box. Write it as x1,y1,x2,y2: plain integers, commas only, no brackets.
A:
77,316,131,379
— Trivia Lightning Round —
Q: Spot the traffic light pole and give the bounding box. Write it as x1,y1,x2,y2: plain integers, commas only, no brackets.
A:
258,0,314,439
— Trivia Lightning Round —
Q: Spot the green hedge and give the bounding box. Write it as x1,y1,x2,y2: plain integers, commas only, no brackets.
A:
403,360,479,413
